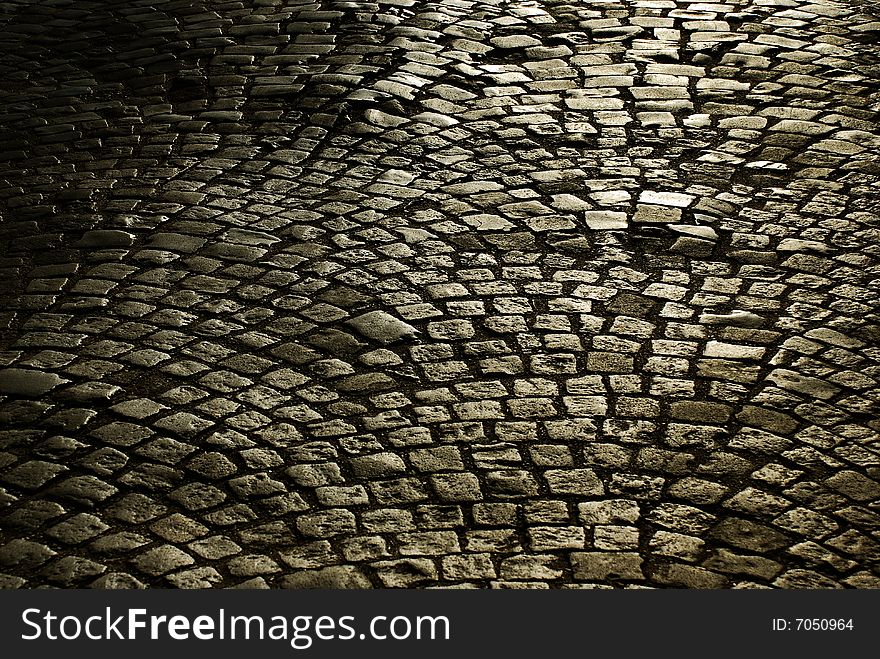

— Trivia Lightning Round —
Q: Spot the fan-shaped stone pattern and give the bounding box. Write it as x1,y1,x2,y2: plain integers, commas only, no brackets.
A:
1,0,879,590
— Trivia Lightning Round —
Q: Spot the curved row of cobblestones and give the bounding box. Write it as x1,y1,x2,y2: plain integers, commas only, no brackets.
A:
1,0,879,588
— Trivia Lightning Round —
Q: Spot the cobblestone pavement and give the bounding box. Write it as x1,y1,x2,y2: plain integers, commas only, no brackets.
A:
1,0,879,589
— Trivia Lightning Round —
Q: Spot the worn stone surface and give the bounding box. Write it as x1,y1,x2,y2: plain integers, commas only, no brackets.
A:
1,0,879,589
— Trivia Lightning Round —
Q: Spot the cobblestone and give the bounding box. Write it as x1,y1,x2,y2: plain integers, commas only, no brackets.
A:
1,0,879,589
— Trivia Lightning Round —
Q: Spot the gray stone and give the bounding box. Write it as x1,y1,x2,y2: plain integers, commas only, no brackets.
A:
346,311,419,343
0,369,67,396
